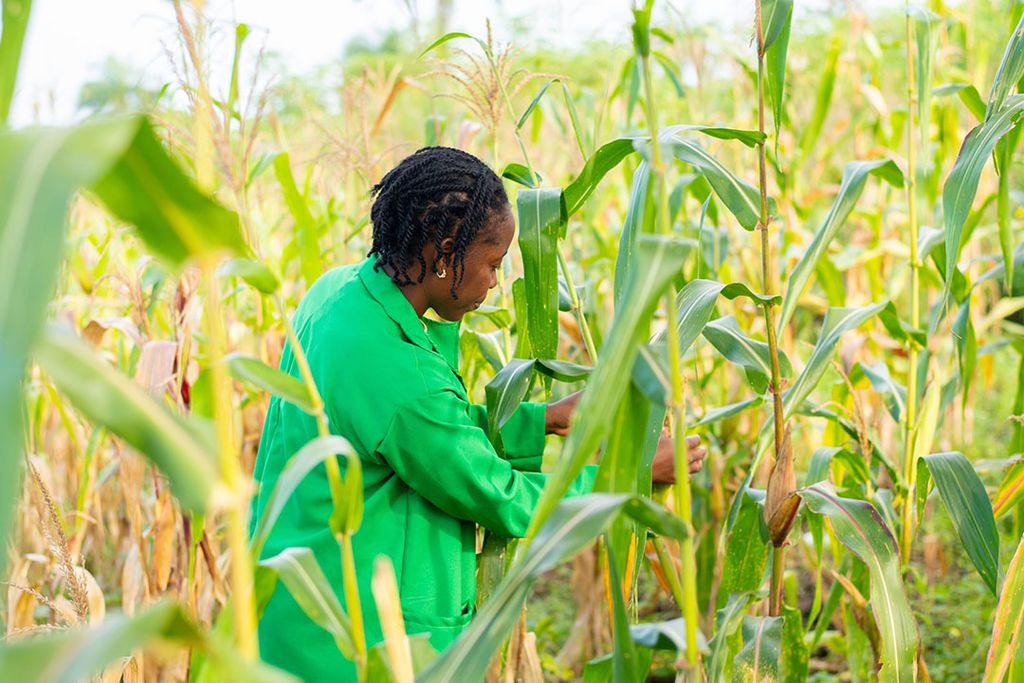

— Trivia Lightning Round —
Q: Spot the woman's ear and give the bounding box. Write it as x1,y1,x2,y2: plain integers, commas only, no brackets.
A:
438,236,455,256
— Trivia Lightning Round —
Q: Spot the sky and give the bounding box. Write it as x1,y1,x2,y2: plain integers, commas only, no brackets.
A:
9,0,895,127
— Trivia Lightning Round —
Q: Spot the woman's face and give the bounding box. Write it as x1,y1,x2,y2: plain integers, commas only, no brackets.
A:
429,205,515,322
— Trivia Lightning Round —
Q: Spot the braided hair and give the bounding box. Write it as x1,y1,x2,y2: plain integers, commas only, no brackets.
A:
368,146,509,298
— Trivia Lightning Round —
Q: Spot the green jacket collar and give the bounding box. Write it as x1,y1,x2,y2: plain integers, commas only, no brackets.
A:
357,256,463,377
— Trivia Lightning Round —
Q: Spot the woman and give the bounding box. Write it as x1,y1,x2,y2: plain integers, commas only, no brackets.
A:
249,146,706,681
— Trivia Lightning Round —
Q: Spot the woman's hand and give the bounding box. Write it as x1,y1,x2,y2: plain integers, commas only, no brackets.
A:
651,433,706,484
545,391,582,436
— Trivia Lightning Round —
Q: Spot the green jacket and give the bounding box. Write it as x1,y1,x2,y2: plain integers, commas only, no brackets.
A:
250,256,596,682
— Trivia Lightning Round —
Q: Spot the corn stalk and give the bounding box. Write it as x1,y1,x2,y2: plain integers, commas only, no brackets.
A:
635,0,700,671
753,0,789,618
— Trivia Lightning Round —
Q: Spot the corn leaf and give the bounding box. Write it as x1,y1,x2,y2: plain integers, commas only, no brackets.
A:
0,0,32,125
985,12,1024,117
260,547,356,660
0,601,296,683
916,452,999,595
703,315,793,394
778,159,903,332
219,257,280,294
942,95,1024,312
225,353,315,413
629,617,708,654
419,493,687,683
661,131,772,231
516,188,564,361
798,483,918,683
274,153,321,286
250,435,356,555
858,361,907,423
797,36,841,163
563,137,639,216
527,235,692,537
36,325,218,512
484,358,536,442
983,532,1024,682
721,491,768,595
613,161,652,306
763,0,793,138
934,82,987,122
706,592,755,681
733,616,782,682
992,458,1024,520
93,118,247,266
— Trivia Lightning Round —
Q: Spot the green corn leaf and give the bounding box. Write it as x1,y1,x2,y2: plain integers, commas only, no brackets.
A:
942,95,1024,313
983,533,1024,682
798,483,918,683
225,352,315,413
0,120,129,573
985,12,1024,118
992,457,1024,519
661,131,772,231
535,358,591,382
517,78,557,130
934,82,987,122
219,257,280,294
566,126,763,220
916,452,999,595
797,36,841,164
763,0,793,139
606,540,642,681
93,119,246,265
516,188,565,361
527,235,692,537
35,325,218,512
500,162,538,188
952,298,977,412
564,136,641,217
484,358,536,442
629,617,708,654
0,0,33,125
909,6,941,161
668,279,781,356
260,547,356,659
250,435,356,555
417,31,486,59
781,603,809,682
693,396,765,427
419,493,687,683
0,601,298,683
778,159,903,332
703,315,793,394
733,616,782,682
706,592,755,681
721,491,769,595
273,153,321,286
858,361,907,423
613,162,652,306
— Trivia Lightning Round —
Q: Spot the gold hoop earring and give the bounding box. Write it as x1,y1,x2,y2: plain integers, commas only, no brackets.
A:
435,266,447,279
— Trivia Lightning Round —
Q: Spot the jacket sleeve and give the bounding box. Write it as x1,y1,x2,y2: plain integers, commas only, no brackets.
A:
375,389,596,538
466,401,546,472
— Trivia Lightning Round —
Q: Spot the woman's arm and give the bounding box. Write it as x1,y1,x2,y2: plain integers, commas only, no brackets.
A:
376,389,596,538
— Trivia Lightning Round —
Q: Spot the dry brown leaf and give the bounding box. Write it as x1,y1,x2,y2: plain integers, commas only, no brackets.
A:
122,543,147,617
134,340,179,398
152,488,177,593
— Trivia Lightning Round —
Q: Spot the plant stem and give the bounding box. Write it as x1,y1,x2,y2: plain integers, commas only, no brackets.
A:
201,258,257,658
276,296,367,677
754,0,788,618
900,0,922,567
557,248,598,361
639,23,700,671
